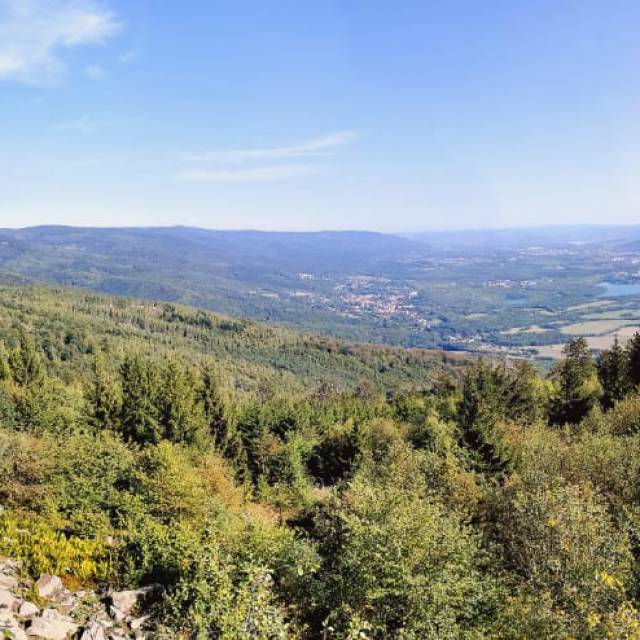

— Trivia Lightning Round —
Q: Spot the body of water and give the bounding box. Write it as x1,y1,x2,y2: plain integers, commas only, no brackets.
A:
598,282,640,297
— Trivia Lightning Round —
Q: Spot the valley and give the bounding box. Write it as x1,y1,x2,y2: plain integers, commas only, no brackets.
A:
2,225,640,358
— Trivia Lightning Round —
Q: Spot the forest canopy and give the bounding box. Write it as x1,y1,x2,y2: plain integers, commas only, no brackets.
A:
1,285,640,638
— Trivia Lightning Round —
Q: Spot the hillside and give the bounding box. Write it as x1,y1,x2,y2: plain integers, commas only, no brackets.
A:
0,284,463,396
0,226,433,347
1,283,640,637
3,225,640,359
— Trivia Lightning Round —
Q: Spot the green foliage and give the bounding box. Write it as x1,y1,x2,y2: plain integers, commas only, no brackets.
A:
550,337,601,425
2,284,640,638
0,511,111,582
598,337,632,409
309,443,498,639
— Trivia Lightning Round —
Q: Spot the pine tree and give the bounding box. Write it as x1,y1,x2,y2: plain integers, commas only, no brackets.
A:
119,354,161,444
627,332,640,388
200,365,229,449
597,337,631,409
457,361,512,477
8,331,45,387
87,354,122,430
550,337,601,425
159,359,206,446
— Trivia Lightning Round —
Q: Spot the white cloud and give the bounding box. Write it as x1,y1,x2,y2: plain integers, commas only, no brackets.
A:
175,165,317,183
179,131,359,164
175,131,358,183
0,0,122,85
51,114,132,133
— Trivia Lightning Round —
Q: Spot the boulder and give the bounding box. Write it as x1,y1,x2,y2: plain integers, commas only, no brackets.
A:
0,611,28,640
0,573,19,591
81,621,108,640
28,608,79,639
108,585,159,616
34,575,64,600
129,615,149,631
107,605,125,622
0,587,18,610
19,600,40,617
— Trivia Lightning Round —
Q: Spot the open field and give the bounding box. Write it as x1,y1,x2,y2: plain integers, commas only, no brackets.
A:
560,319,638,335
582,310,640,320
536,325,640,358
502,324,549,335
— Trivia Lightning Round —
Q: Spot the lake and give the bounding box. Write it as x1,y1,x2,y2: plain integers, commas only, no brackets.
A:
598,282,640,297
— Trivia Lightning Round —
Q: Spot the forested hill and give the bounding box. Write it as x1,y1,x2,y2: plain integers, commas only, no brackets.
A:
3,282,640,636
0,226,433,346
0,284,462,396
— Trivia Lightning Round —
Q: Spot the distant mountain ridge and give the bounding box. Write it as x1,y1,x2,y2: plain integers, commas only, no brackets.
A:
0,226,429,343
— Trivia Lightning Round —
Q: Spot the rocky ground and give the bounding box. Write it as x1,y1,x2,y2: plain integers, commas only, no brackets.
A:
0,558,157,640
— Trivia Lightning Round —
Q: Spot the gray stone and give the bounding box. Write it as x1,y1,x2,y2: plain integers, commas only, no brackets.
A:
28,609,79,639
0,588,18,610
19,600,40,618
108,585,159,616
81,621,107,640
129,615,149,631
34,575,64,600
58,594,76,607
0,573,19,591
107,605,125,622
0,611,28,640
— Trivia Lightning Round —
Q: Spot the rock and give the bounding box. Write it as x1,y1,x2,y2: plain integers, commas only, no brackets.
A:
19,600,40,617
58,593,76,607
0,588,18,610
108,585,159,616
28,609,79,639
129,615,149,631
34,575,64,600
0,573,19,591
81,621,107,640
108,605,125,622
0,559,20,575
0,611,28,640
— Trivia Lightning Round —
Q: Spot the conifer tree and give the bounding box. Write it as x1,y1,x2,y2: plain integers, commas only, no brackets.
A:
159,359,206,446
597,337,631,409
8,331,45,388
200,364,228,448
87,354,122,431
457,361,512,476
550,337,601,425
119,354,161,444
627,332,640,388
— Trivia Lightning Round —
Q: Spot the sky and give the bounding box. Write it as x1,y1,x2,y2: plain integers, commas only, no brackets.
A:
1,0,640,232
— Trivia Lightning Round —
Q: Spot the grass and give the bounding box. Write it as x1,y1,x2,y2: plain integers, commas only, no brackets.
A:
560,320,637,336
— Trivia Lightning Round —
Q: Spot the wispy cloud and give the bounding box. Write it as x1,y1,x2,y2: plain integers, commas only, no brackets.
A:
175,131,358,182
176,165,317,183
0,0,122,85
51,115,130,134
179,131,359,165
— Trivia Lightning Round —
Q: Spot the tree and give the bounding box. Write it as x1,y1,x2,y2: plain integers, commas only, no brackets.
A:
87,355,122,431
158,359,206,446
626,332,640,388
8,331,45,388
310,443,498,638
200,365,229,449
597,337,631,409
549,338,601,425
457,362,514,476
119,354,161,444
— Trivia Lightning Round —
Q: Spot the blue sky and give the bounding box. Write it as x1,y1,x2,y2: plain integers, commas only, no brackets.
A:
1,0,640,231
